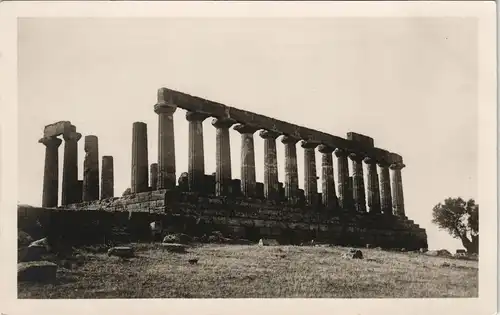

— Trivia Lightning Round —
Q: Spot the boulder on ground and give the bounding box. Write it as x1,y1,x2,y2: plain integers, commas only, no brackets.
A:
425,249,452,257
18,230,33,247
29,237,50,251
258,238,279,246
161,243,187,253
163,233,192,245
342,248,363,259
107,246,134,258
18,261,57,282
18,245,46,262
419,248,428,253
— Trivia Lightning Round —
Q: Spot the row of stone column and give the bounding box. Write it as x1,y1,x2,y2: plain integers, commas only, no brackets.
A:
40,129,115,207
149,89,407,216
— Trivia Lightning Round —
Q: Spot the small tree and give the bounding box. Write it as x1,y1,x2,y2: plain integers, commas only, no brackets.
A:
432,197,478,254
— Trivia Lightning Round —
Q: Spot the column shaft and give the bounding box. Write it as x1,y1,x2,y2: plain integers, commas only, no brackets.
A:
39,137,62,207
131,122,149,193
101,156,114,199
318,145,337,210
212,118,235,196
301,141,319,205
155,88,177,190
364,157,381,214
260,130,279,201
186,112,209,192
334,148,351,209
234,124,259,198
150,163,158,191
390,162,406,217
61,126,81,205
378,162,393,215
282,135,299,203
83,135,99,201
349,153,366,213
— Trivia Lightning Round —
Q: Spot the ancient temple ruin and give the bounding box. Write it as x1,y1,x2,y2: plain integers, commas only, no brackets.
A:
29,87,427,249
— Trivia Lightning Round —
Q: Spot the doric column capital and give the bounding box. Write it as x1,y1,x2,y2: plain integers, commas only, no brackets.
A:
211,117,236,129
259,129,280,140
300,140,321,149
348,152,365,162
63,131,82,142
390,162,406,170
186,111,210,122
377,160,391,168
233,123,259,135
38,136,62,148
317,144,335,154
333,148,349,157
154,103,177,115
363,156,378,165
281,135,300,144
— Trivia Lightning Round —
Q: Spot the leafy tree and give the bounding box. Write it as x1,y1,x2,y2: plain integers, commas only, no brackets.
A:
432,197,478,254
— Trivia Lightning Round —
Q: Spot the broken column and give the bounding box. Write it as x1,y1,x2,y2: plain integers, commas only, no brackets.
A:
234,124,259,198
101,156,114,199
378,161,393,215
282,135,299,203
39,136,62,207
364,157,381,214
349,153,366,213
212,117,235,196
390,162,406,217
301,141,319,205
61,125,81,205
131,122,149,193
186,111,210,193
150,163,158,191
82,135,99,201
318,144,337,210
260,130,280,201
154,88,177,189
334,148,351,210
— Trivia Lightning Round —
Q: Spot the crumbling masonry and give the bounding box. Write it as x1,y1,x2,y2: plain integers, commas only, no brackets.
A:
29,87,427,249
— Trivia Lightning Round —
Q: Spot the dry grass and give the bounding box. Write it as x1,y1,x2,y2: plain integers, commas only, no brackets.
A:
18,244,478,298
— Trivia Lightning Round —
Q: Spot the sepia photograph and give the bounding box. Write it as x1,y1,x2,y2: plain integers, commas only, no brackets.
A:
0,1,497,315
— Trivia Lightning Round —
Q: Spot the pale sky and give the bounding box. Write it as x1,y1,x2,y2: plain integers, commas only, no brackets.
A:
18,17,478,251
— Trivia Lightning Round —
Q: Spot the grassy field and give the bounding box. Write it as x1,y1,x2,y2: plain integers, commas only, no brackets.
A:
18,243,478,298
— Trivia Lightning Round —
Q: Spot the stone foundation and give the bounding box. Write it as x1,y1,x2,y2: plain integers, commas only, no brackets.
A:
19,189,427,250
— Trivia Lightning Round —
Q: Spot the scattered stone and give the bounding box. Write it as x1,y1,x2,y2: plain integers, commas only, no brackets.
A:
163,233,192,245
107,246,134,258
365,244,372,249
425,249,452,257
400,248,407,252
342,248,363,259
30,238,50,251
18,245,46,262
258,238,279,246
18,230,33,247
419,248,428,253
188,258,199,265
440,262,451,267
161,243,187,253
18,261,57,282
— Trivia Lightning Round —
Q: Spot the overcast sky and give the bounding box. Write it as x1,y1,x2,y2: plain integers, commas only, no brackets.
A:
18,17,478,250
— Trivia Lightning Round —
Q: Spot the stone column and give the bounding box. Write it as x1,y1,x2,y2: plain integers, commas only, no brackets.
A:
154,88,177,189
349,153,366,213
150,163,158,191
101,156,114,199
318,145,337,210
61,126,81,205
301,141,319,205
82,135,99,201
212,118,236,196
334,148,351,209
186,111,210,193
390,162,406,217
364,157,381,214
281,135,300,203
234,124,259,198
131,122,149,193
39,136,62,207
378,161,393,215
259,130,280,201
